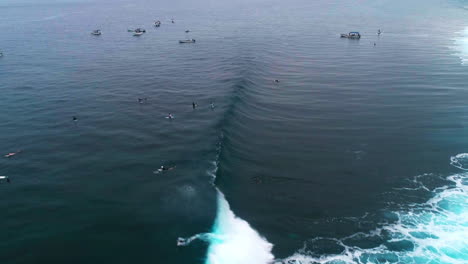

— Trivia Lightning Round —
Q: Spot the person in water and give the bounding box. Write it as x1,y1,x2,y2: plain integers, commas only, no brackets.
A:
73,116,78,122
167,113,174,119
138,98,143,104
275,79,280,83
210,102,215,109
177,238,186,246
192,102,197,109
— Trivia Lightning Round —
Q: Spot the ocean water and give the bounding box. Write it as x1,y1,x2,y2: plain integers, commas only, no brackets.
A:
1,0,468,263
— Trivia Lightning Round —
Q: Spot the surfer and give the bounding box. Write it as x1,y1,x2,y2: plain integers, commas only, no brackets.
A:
274,79,280,83
4,150,21,158
177,237,186,246
0,176,10,183
167,113,174,119
154,165,176,174
192,102,197,109
138,98,143,104
72,116,78,122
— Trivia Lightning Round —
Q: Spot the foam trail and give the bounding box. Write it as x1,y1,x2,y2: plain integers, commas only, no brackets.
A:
205,190,275,264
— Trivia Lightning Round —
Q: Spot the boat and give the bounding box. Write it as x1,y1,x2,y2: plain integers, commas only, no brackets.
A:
154,20,161,27
340,32,361,39
91,29,101,36
129,28,146,33
185,30,190,33
133,31,144,36
179,39,196,43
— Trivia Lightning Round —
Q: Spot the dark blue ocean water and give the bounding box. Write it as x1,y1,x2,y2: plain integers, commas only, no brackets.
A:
1,0,467,263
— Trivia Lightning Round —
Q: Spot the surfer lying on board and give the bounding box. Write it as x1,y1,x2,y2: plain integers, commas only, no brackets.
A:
4,150,21,158
0,176,10,183
153,165,176,174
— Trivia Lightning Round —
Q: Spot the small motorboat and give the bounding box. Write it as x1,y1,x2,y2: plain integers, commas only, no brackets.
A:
179,39,196,43
340,32,361,39
154,20,161,27
91,29,101,36
133,31,144,36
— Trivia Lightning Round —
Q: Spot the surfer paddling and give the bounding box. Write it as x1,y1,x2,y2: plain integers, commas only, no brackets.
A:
4,150,21,158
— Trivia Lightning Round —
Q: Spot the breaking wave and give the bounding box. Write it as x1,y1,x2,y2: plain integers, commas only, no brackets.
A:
183,152,468,264
205,190,275,264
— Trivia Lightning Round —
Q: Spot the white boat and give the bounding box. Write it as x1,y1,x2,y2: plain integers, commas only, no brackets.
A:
179,39,196,43
133,32,144,36
340,32,361,39
91,29,101,36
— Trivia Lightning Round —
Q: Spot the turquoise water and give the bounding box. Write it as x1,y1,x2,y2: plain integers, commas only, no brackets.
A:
1,0,468,263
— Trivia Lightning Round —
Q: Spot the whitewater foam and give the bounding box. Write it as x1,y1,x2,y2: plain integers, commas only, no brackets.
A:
279,155,468,264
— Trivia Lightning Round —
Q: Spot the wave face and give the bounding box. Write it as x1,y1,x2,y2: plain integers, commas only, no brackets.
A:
280,155,468,264
205,190,274,264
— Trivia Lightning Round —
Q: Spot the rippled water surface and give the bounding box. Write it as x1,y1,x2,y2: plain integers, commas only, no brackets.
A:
1,0,468,263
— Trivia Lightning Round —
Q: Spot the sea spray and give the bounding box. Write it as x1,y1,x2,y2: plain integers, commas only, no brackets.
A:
179,189,275,264
205,190,275,264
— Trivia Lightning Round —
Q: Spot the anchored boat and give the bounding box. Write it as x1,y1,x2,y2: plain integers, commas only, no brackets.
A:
340,32,361,39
